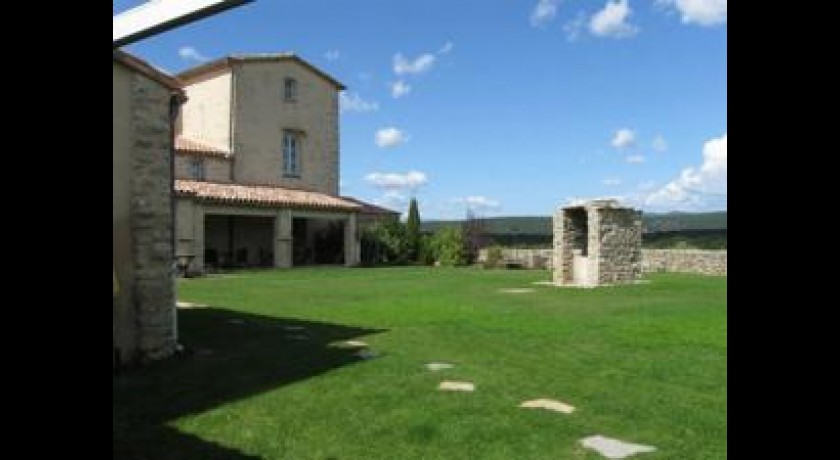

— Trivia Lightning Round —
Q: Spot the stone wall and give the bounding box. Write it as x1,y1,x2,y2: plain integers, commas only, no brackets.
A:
127,71,178,363
477,248,553,269
595,207,643,285
478,248,727,276
642,249,727,276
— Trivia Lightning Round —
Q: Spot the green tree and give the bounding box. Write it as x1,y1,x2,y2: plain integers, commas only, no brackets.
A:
405,198,421,263
431,226,466,266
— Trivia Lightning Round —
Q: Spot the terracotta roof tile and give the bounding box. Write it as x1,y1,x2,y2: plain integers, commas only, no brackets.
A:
176,180,362,211
175,137,232,158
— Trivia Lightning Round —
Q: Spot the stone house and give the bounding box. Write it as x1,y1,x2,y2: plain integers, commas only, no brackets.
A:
172,54,391,272
113,50,185,366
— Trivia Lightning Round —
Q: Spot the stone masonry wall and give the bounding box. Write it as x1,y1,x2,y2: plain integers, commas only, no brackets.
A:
596,208,643,285
479,248,726,277
642,249,727,276
477,248,554,269
130,72,177,362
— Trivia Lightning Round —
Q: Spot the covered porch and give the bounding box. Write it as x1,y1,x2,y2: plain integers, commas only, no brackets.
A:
175,180,362,274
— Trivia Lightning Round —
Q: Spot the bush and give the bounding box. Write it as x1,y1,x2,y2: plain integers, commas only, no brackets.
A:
430,226,466,266
360,221,408,266
484,245,504,269
417,234,436,265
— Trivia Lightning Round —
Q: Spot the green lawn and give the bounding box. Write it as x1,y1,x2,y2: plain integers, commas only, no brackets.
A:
113,267,727,460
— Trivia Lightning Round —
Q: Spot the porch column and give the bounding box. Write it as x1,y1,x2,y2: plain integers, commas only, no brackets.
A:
193,204,205,273
344,212,359,266
275,209,292,268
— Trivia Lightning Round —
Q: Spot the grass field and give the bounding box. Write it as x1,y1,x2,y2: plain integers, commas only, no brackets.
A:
113,267,727,460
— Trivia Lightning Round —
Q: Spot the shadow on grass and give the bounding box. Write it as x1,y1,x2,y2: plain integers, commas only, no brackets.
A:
113,307,387,460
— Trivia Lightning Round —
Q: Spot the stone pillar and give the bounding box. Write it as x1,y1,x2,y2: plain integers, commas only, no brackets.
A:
344,212,359,266
587,207,601,286
552,208,566,284
275,209,292,268
129,72,176,362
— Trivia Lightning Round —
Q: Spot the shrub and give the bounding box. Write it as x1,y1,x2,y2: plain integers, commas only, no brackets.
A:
430,226,466,266
360,221,408,265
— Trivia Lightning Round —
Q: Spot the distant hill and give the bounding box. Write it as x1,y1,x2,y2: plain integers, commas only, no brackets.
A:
422,211,727,235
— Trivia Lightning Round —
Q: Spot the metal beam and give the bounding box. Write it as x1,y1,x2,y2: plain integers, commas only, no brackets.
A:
113,0,253,48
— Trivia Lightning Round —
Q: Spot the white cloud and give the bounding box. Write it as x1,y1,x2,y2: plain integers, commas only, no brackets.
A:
391,80,412,98
659,0,726,26
645,133,727,210
438,41,454,55
626,155,646,163
611,128,636,149
589,0,638,38
603,178,622,186
652,135,668,153
564,11,587,41
178,46,209,63
530,0,560,27
365,171,428,190
325,49,340,61
393,53,436,75
374,127,408,148
339,92,379,113
456,195,501,210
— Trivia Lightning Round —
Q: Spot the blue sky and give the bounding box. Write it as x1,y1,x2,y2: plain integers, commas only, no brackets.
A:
115,0,727,219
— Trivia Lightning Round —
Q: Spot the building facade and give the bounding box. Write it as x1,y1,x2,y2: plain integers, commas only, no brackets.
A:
173,54,387,273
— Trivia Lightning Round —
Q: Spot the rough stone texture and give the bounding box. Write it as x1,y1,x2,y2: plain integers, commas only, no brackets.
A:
642,249,727,276
129,72,178,363
519,398,575,414
553,200,642,287
580,435,656,459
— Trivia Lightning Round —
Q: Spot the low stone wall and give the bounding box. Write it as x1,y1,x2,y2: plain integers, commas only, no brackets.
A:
478,248,727,276
477,248,553,269
641,249,727,276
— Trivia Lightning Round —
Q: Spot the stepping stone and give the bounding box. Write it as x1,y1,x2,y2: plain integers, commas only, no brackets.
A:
438,381,475,392
282,325,306,331
498,288,535,294
176,301,208,308
355,349,379,360
329,340,369,349
519,398,575,414
580,435,656,459
425,362,454,371
227,319,245,325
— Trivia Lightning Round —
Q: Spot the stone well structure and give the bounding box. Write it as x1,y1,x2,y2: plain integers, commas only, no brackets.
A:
552,199,642,287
